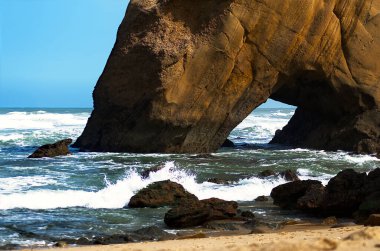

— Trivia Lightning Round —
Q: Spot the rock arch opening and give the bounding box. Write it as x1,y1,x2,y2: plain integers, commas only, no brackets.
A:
225,99,295,148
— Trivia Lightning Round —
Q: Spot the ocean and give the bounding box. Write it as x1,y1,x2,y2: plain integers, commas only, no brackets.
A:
0,108,379,248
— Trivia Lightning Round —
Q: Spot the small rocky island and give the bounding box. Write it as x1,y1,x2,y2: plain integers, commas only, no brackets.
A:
74,0,379,155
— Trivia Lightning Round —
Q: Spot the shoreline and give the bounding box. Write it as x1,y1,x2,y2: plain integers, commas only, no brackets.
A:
20,225,380,251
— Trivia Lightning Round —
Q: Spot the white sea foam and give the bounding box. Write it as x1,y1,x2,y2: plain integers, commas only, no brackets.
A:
0,111,88,130
231,113,291,144
0,111,89,146
0,176,58,193
0,162,294,210
0,134,24,142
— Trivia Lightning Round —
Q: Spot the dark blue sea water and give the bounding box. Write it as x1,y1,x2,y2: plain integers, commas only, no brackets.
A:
0,108,378,247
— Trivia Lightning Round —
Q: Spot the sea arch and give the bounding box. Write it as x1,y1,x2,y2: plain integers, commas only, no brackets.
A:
74,0,380,155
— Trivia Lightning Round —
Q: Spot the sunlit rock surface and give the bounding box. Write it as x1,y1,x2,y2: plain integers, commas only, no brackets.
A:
75,0,380,154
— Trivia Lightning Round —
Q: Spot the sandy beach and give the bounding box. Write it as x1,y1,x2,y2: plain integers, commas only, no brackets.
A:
21,226,380,251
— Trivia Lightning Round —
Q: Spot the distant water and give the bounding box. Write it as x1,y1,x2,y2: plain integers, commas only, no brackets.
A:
0,108,378,247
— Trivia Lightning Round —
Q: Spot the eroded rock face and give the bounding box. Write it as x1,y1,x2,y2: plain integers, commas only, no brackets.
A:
74,0,380,154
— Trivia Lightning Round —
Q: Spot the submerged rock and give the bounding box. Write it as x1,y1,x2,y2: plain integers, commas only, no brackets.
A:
207,178,231,185
279,169,300,182
255,196,269,202
221,139,235,148
128,180,198,208
164,198,238,228
258,170,276,178
140,164,165,179
28,139,72,158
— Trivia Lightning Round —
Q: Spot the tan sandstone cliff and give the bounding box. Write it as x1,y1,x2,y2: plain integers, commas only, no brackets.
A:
74,0,380,154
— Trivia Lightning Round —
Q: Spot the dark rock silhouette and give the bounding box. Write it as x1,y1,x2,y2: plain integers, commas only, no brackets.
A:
28,139,72,158
270,168,380,218
74,0,380,154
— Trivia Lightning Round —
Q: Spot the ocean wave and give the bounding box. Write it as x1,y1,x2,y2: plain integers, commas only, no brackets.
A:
0,111,89,147
0,162,332,210
0,111,89,130
230,114,290,144
0,176,58,193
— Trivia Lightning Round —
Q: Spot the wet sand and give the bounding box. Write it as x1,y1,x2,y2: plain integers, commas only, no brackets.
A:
22,226,380,251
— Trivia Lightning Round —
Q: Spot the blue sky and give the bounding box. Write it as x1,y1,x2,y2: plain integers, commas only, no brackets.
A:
0,0,291,108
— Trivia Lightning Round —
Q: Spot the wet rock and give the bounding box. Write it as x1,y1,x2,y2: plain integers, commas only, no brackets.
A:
164,200,210,228
296,183,325,212
280,169,300,181
207,178,230,185
258,170,276,178
221,139,235,148
255,196,269,202
364,214,380,226
28,139,72,158
140,164,165,179
132,226,175,241
357,192,380,217
164,198,238,228
0,244,20,250
204,220,247,231
176,232,207,239
93,235,132,245
240,211,255,219
270,180,322,209
322,216,338,225
92,226,175,245
54,241,69,248
128,180,198,208
322,169,367,216
202,198,238,219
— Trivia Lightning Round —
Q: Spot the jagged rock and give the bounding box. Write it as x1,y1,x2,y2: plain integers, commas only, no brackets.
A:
28,139,72,158
240,211,255,219
164,198,238,228
221,139,235,148
54,241,68,248
270,180,322,209
271,168,380,219
176,233,207,239
255,196,269,202
296,183,326,212
258,170,276,178
140,164,165,179
207,178,230,185
280,169,300,182
322,216,338,226
73,0,380,155
322,169,367,216
132,226,175,241
128,180,198,208
357,192,380,217
364,214,380,226
91,226,175,245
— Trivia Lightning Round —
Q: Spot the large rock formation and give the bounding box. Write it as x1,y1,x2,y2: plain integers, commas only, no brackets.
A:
74,0,380,154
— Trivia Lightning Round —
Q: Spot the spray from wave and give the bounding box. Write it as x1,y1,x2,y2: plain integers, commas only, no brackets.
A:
0,161,332,210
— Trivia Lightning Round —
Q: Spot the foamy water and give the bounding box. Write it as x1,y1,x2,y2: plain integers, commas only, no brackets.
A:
0,108,378,247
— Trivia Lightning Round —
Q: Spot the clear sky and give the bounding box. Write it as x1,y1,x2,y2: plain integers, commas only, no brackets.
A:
0,0,291,108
